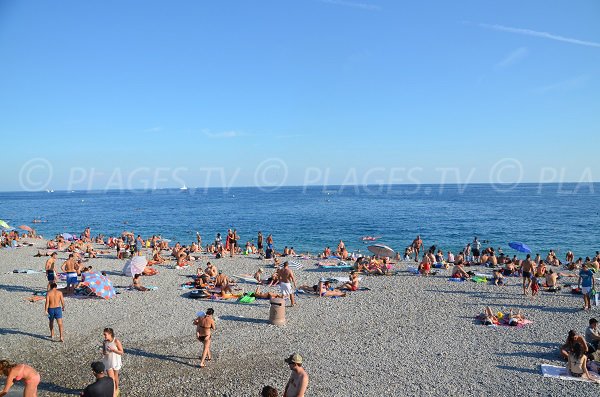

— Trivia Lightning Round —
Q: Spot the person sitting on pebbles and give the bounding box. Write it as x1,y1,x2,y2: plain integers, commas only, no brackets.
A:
451,260,470,279
132,274,149,291
341,271,360,291
253,268,264,284
214,272,233,296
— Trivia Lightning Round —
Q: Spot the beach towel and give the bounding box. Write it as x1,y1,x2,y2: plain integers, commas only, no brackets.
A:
233,275,260,284
407,266,419,274
448,277,465,282
331,276,364,283
288,261,304,270
540,364,600,383
238,293,256,304
471,276,488,283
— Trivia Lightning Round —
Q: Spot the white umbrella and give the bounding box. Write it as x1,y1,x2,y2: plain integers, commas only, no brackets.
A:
123,256,147,277
367,244,395,258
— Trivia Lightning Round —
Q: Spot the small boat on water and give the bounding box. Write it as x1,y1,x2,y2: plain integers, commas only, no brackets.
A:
180,185,188,191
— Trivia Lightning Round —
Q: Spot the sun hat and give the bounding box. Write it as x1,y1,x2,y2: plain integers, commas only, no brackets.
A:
285,353,303,364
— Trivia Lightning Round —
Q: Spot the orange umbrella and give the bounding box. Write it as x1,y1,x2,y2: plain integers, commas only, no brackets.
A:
19,225,33,232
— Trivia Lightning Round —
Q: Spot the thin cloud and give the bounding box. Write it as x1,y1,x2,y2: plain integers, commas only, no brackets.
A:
535,74,590,93
275,134,304,139
318,0,382,11
144,126,162,133
203,129,246,139
495,47,528,70
480,23,600,48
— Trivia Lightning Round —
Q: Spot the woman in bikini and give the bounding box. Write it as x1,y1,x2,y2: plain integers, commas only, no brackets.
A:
193,308,216,368
0,360,40,397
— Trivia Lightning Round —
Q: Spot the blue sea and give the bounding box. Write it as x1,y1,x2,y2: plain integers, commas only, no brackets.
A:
1,183,599,259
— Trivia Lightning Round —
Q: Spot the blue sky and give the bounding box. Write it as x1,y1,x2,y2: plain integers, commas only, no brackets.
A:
1,0,599,191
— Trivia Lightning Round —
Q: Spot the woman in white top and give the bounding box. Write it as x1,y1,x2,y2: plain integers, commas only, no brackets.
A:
102,327,124,395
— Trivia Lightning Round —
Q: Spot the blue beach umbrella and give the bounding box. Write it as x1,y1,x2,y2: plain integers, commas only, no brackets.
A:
509,241,532,253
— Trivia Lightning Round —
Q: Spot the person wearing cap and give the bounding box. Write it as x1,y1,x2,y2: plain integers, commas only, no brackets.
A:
81,361,114,397
284,353,308,397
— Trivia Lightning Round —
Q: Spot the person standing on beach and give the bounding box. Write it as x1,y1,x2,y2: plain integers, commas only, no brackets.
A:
193,308,216,368
81,361,114,397
278,262,297,306
521,254,536,296
257,231,264,255
472,237,481,263
61,254,79,295
411,235,423,262
283,354,308,397
45,252,58,290
578,263,595,311
45,282,65,342
101,328,123,396
230,229,239,257
196,232,202,248
135,235,143,256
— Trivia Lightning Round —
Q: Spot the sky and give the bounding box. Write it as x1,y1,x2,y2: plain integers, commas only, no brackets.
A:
1,0,599,191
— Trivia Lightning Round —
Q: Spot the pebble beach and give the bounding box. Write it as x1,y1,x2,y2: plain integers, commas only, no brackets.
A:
1,239,599,396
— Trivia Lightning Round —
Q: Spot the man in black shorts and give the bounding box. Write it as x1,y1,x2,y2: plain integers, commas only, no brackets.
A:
521,254,536,296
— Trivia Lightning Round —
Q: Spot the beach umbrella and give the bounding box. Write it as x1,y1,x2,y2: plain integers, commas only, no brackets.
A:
0,220,11,229
367,244,395,258
18,225,33,232
82,273,116,300
123,256,147,277
509,241,532,253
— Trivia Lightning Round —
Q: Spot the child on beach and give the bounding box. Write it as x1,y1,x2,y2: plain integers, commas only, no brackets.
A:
531,275,540,296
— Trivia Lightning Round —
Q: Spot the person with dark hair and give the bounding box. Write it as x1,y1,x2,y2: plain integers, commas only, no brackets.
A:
579,263,595,311
284,353,308,397
585,318,600,352
45,282,65,342
81,361,114,397
0,360,40,397
132,274,148,291
567,342,592,379
45,252,58,290
193,308,216,368
521,254,535,296
261,385,278,397
101,328,123,396
561,330,587,360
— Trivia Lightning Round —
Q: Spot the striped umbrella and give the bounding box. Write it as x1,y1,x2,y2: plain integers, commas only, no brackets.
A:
82,272,116,300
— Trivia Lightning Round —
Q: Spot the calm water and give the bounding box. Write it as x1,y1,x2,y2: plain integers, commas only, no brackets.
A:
1,184,599,258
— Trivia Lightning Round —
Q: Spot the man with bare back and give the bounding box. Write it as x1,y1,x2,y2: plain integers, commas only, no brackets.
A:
45,252,58,290
521,254,536,296
45,282,65,342
278,262,297,306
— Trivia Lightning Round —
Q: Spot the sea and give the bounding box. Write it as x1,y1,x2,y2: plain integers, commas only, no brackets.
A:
1,183,599,259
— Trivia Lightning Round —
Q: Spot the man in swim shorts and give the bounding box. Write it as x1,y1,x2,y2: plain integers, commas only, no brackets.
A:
521,254,535,296
277,262,297,306
45,283,65,342
61,253,79,294
45,252,58,290
412,235,423,262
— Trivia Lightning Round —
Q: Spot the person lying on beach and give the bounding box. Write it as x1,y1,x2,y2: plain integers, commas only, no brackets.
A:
478,307,499,326
451,261,470,279
132,274,149,291
34,250,52,257
177,252,190,267
148,249,166,265
561,330,588,361
568,258,583,271
505,309,526,326
85,245,97,258
252,287,282,299
318,280,346,297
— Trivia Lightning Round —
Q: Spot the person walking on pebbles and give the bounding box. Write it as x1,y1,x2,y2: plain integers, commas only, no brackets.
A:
278,262,297,307
45,282,65,342
193,308,216,368
101,328,123,396
284,354,308,397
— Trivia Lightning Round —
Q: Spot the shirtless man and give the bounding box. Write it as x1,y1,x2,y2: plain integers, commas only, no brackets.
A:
521,254,536,296
193,308,216,368
342,271,359,291
214,272,233,296
45,252,58,290
278,262,297,306
45,283,65,342
61,254,80,294
412,235,423,262
545,269,559,290
205,262,218,278
284,354,309,397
